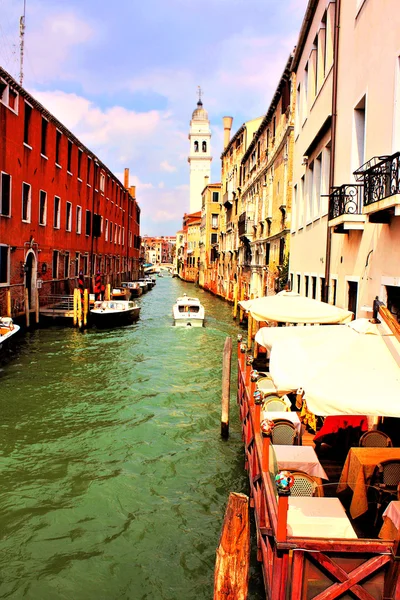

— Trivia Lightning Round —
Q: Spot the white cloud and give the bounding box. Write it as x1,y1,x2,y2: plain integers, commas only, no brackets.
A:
160,161,177,173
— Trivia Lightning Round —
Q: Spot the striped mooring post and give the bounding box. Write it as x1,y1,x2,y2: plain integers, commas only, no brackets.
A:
94,270,102,300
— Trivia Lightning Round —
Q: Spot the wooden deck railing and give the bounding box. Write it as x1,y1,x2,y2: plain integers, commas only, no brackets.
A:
237,346,399,599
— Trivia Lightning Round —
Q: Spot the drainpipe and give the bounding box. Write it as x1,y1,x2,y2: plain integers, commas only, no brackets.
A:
324,0,341,303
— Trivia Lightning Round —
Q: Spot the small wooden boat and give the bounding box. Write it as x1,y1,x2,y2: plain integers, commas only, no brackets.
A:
121,282,143,298
0,317,20,348
111,287,130,300
173,294,205,327
90,300,140,328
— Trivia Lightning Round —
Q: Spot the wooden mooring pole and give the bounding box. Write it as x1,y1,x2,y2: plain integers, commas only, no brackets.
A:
6,290,11,317
214,492,250,600
24,288,30,328
221,336,232,439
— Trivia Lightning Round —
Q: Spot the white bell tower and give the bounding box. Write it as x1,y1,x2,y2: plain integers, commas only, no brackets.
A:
188,88,212,213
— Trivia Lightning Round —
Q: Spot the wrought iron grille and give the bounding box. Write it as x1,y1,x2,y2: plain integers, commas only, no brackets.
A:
355,152,400,206
328,184,363,220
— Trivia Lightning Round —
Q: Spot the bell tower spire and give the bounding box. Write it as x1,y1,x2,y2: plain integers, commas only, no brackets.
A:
188,89,212,213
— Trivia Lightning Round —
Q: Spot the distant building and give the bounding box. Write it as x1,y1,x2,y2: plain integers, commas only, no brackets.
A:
0,67,140,318
142,236,176,265
188,93,212,213
199,179,221,292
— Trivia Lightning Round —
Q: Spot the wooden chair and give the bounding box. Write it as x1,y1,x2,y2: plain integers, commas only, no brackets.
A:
289,471,322,497
359,430,393,447
263,397,288,412
370,459,400,526
271,419,297,445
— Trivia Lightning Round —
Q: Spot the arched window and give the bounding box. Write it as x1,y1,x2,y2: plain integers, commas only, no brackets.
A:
194,141,199,152
202,141,207,152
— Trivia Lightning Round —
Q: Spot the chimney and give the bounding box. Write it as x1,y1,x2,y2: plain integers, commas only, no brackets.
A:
223,116,233,149
204,175,209,188
124,168,129,188
130,185,136,199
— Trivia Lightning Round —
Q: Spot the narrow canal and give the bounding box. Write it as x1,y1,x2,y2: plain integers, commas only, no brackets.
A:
0,278,264,600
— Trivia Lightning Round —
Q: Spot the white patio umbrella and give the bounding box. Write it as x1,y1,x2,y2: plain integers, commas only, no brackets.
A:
263,319,400,418
239,291,353,324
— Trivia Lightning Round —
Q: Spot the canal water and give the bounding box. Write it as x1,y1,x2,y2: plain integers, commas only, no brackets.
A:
0,278,264,600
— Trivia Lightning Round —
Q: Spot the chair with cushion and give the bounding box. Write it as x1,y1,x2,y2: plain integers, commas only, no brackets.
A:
271,419,297,445
370,459,400,526
289,471,322,497
359,430,393,448
263,396,288,412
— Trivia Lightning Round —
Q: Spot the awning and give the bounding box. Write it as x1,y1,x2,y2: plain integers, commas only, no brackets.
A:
239,291,353,324
262,319,400,418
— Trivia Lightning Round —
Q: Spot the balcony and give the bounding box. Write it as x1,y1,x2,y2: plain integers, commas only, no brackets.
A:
238,212,255,239
223,191,233,208
328,184,365,233
354,152,400,223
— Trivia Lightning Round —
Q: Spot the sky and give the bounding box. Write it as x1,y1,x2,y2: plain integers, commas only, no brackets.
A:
0,0,309,236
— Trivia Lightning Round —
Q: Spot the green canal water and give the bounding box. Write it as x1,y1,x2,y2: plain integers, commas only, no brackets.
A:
0,278,264,600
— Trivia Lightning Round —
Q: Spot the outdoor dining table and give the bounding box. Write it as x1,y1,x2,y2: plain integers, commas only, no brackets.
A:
272,444,328,479
337,447,400,519
379,501,400,539
287,497,358,539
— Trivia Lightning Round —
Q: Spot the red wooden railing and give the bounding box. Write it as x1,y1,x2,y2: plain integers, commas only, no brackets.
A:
237,345,400,599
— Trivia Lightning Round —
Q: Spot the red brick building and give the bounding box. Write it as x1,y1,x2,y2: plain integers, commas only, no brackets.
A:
0,67,141,317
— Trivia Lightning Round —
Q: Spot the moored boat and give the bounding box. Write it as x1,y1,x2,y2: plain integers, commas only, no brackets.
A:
121,282,143,298
111,287,131,300
90,300,140,328
172,294,205,327
0,317,20,348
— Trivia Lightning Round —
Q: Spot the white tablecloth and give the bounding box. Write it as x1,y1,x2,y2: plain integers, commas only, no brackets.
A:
261,411,301,437
273,444,328,479
383,501,400,529
287,497,357,539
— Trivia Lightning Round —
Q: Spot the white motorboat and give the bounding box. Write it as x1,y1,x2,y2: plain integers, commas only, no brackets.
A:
90,300,140,328
172,294,205,327
121,282,143,298
0,317,20,348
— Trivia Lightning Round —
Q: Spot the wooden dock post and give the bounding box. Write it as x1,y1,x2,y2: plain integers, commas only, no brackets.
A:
233,283,238,319
83,288,89,327
78,291,83,329
247,314,252,350
221,336,232,439
35,289,39,324
24,288,30,328
6,290,11,317
73,288,78,326
106,283,111,301
214,492,250,600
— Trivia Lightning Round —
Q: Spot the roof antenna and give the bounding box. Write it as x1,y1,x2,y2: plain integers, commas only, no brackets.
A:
19,0,26,85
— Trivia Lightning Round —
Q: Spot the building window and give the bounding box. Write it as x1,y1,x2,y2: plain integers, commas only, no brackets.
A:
194,141,199,152
109,222,113,242
66,201,72,231
331,278,337,305
304,275,309,297
22,182,31,222
212,191,219,203
297,274,301,293
266,242,270,265
75,252,80,276
105,219,109,241
87,157,92,184
78,149,82,179
39,190,47,225
55,130,62,166
353,95,366,171
8,88,18,111
41,118,48,156
76,206,82,234
211,233,218,244
202,141,207,152
53,196,61,228
122,227,125,246
64,252,70,278
52,250,59,278
311,276,317,299
100,172,105,193
67,140,73,173
211,214,218,229
85,210,91,236
114,224,118,244
279,237,285,265
83,254,88,275
24,102,32,146
348,281,358,316
0,244,10,284
320,277,326,301
0,172,11,216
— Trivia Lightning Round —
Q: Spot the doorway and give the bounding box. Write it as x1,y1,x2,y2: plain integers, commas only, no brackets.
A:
348,281,358,317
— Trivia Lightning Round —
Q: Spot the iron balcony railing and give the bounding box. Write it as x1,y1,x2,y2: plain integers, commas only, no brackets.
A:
328,184,363,220
354,152,400,206
238,212,255,237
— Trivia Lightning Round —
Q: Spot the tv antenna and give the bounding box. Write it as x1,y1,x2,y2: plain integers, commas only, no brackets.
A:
19,0,26,85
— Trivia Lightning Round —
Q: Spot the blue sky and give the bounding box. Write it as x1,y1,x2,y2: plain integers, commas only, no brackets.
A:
1,0,308,235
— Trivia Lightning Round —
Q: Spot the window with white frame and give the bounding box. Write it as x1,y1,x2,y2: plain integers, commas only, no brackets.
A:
0,172,11,217
22,182,31,222
75,252,80,276
122,227,125,246
76,206,82,234
0,244,10,284
100,172,105,193
54,196,61,229
85,210,91,236
66,201,72,231
0,80,19,113
105,219,108,241
109,222,113,242
52,250,59,278
114,224,118,244
39,190,47,225
211,214,218,228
